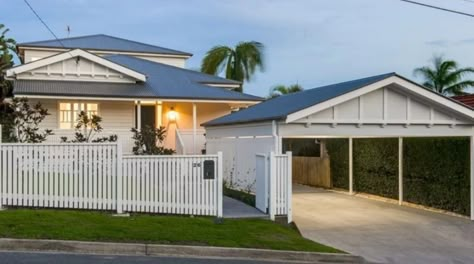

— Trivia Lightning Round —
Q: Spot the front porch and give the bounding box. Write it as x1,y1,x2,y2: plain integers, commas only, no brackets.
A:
40,99,245,154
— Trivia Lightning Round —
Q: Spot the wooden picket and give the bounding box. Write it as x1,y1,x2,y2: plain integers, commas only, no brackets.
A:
121,154,221,216
0,143,223,217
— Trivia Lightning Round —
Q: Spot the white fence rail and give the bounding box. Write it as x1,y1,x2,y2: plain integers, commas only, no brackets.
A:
122,154,222,216
255,151,292,223
0,143,223,217
0,143,119,210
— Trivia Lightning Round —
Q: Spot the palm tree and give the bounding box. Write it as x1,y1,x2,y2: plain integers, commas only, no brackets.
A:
201,41,264,92
0,24,16,54
414,56,474,95
269,84,303,98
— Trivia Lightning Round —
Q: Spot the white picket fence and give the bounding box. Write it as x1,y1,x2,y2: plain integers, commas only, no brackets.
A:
0,143,223,217
122,154,222,216
255,152,292,223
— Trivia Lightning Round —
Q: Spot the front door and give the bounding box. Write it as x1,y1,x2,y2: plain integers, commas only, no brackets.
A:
139,105,156,129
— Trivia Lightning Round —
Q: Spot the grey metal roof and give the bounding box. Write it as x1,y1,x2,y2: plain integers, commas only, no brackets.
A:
203,73,398,126
14,55,261,102
18,34,192,56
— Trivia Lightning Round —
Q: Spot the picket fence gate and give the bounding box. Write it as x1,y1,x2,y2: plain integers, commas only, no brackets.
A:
255,151,292,223
0,143,223,217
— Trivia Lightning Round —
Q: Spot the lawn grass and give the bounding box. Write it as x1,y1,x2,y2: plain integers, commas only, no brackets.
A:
0,209,341,253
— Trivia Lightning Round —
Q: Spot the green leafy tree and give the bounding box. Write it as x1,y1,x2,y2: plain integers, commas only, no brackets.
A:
201,41,264,92
61,111,117,143
0,24,17,100
131,125,175,155
414,56,474,95
8,97,53,143
269,84,303,98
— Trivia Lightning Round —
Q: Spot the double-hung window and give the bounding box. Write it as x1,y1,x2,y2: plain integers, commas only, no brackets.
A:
59,102,98,129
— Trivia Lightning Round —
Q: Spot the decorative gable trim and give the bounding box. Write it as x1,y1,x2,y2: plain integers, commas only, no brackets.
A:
6,49,147,82
285,76,473,124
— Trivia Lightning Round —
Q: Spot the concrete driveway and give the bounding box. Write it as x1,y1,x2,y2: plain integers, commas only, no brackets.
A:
293,185,474,264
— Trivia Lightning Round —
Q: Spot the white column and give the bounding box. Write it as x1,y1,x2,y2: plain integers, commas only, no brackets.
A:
156,101,162,128
217,151,223,218
269,152,276,220
192,103,197,155
399,137,403,206
349,137,353,195
136,101,142,130
471,136,474,221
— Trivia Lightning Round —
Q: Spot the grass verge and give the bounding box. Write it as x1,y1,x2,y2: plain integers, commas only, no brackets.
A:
0,209,341,253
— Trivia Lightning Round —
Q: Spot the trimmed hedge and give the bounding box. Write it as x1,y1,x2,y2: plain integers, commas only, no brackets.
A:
325,137,470,216
404,137,470,216
325,139,349,190
353,138,399,199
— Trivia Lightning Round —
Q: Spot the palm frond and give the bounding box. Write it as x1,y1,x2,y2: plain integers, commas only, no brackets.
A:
200,46,232,75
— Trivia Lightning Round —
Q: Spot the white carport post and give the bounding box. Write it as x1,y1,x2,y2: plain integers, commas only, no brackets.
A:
470,136,474,221
349,137,353,195
398,137,403,206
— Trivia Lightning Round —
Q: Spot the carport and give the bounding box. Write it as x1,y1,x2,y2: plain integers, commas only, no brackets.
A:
204,73,474,220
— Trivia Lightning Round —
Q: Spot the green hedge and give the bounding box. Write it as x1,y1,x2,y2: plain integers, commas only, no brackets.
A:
325,139,349,190
403,137,470,216
325,137,470,216
353,138,399,199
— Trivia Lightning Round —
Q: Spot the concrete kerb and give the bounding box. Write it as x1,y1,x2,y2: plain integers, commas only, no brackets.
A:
0,238,367,263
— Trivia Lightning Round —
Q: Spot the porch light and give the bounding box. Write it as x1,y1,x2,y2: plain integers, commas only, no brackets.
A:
168,107,178,122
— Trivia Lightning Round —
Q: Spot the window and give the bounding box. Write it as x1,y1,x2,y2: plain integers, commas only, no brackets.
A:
59,102,98,129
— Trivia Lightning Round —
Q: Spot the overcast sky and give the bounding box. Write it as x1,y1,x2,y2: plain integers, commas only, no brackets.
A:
4,0,474,96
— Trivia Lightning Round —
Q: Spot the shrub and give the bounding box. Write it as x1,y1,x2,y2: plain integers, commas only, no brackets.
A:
61,111,117,143
131,125,174,155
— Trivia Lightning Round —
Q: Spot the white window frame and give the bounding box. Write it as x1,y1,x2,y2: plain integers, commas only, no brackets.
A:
58,101,99,129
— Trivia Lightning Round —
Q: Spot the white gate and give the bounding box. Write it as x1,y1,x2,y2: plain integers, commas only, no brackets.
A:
255,151,292,223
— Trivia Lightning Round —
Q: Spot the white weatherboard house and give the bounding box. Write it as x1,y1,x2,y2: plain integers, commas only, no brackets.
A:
203,73,474,220
5,34,262,153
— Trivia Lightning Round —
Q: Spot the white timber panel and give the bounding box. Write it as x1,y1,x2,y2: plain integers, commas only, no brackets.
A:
16,57,136,83
293,84,472,126
206,136,276,192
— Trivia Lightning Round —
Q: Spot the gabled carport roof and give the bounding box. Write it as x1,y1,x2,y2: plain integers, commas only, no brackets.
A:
203,73,473,127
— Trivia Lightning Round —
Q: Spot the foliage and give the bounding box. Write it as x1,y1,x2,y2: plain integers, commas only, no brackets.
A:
326,137,470,216
223,186,256,207
131,125,175,155
0,209,341,253
353,138,399,199
414,55,474,95
61,111,117,143
0,24,17,100
201,41,264,92
404,137,470,216
269,84,303,98
325,139,349,189
5,97,53,143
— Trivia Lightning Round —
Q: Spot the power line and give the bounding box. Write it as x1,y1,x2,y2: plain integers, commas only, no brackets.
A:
400,0,474,17
22,0,66,48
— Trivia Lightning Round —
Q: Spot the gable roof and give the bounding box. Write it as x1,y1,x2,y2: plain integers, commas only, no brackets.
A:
203,73,473,126
17,34,192,57
13,54,262,102
6,49,147,82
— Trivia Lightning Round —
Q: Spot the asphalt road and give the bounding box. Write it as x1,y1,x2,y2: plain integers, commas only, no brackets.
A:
0,251,307,264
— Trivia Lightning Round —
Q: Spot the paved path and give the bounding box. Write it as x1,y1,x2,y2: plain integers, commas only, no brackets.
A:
223,196,267,219
0,251,325,264
292,185,474,264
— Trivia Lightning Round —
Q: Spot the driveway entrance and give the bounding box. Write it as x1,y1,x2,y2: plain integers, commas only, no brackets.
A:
293,185,474,264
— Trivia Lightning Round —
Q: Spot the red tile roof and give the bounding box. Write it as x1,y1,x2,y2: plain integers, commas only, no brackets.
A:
452,94,474,108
